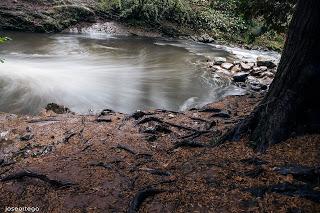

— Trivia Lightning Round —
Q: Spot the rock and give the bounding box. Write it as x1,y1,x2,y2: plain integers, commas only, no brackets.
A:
207,61,214,68
233,60,241,65
246,76,268,91
221,62,234,70
168,114,175,118
216,69,232,77
246,76,261,85
259,66,268,72
250,66,268,77
231,64,241,73
20,133,34,141
130,110,146,120
257,56,277,68
198,34,214,43
261,71,275,78
26,126,33,132
213,57,227,65
46,103,71,114
240,62,254,71
0,4,95,33
100,109,114,116
260,76,274,85
211,65,223,71
233,72,249,82
0,131,9,141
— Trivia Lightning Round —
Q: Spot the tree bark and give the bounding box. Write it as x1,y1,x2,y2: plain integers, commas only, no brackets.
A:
228,0,320,151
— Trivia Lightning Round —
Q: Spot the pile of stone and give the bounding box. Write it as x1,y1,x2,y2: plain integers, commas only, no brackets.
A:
207,56,278,92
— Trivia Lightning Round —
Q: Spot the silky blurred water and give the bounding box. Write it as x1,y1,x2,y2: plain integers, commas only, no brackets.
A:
0,31,245,114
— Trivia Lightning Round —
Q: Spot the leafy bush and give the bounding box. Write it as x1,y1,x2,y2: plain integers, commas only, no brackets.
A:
237,0,296,32
98,0,291,49
0,36,8,63
99,0,192,25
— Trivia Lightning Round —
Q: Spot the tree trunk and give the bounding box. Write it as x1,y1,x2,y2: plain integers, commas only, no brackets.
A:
228,0,320,151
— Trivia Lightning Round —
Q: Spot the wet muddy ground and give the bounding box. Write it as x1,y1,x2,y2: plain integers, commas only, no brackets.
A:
0,94,319,212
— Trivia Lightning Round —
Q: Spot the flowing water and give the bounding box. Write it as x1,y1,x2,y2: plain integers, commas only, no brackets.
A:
0,31,247,115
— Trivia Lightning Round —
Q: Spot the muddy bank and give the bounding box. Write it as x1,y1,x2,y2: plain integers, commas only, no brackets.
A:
0,94,319,212
0,0,96,33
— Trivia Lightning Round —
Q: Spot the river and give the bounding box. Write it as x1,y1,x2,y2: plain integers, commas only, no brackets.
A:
0,31,258,114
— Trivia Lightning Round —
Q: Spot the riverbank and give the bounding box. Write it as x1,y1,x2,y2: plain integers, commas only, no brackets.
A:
0,94,319,212
0,0,284,51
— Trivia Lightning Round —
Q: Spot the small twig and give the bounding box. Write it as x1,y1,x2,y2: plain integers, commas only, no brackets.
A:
139,168,171,176
90,162,113,169
189,117,210,123
63,132,77,143
173,140,208,149
82,144,93,151
27,118,59,123
114,144,137,155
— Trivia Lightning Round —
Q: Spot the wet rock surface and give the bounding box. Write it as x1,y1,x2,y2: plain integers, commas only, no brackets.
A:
0,95,319,212
207,56,278,92
0,0,96,32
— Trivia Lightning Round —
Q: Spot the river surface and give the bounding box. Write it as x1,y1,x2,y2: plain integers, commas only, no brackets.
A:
0,31,248,114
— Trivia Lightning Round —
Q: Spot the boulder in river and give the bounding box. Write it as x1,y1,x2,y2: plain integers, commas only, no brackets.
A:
231,64,241,73
216,69,233,77
246,76,267,91
261,71,275,78
198,34,215,43
46,103,71,114
233,72,249,82
221,62,234,70
257,56,277,68
213,57,227,65
20,133,34,141
240,62,254,71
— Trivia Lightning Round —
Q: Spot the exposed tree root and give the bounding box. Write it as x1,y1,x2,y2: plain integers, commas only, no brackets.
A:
179,130,210,140
90,162,113,169
96,117,112,123
138,168,171,176
63,132,77,143
1,170,74,188
137,116,200,132
173,140,208,149
199,107,223,113
128,188,165,213
246,183,320,203
115,144,137,155
27,118,60,124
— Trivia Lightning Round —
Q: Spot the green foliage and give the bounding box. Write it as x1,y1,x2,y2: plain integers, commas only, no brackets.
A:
0,36,9,63
237,0,297,32
98,0,293,50
99,0,192,25
0,36,6,43
191,8,247,34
